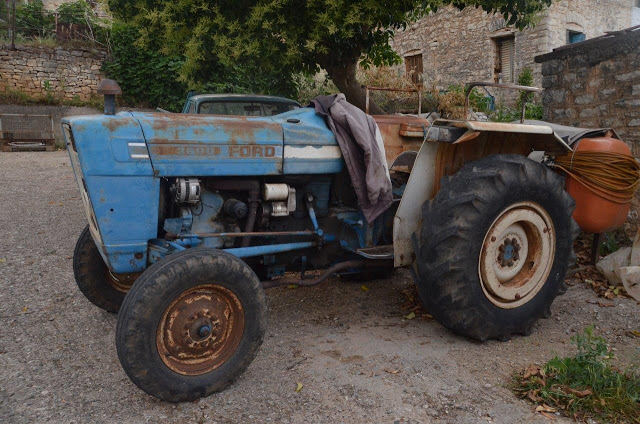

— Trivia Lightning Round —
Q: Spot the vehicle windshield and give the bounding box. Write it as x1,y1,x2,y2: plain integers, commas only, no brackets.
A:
198,101,299,116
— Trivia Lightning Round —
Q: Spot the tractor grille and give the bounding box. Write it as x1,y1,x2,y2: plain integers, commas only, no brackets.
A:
63,124,103,245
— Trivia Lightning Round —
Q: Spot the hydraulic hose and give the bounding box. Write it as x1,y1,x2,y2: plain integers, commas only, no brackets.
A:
553,151,640,204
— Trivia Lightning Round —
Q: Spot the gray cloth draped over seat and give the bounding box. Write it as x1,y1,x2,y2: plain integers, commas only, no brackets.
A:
310,94,392,223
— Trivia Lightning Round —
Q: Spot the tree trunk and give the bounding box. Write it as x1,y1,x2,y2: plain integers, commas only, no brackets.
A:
323,60,386,115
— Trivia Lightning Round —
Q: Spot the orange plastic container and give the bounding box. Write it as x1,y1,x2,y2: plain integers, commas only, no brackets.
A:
565,136,632,234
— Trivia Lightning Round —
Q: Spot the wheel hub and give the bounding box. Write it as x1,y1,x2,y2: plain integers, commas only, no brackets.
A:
156,284,244,376
479,202,555,309
498,237,520,266
105,270,137,293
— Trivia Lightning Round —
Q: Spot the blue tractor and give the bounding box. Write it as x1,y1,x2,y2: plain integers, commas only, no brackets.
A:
64,80,625,402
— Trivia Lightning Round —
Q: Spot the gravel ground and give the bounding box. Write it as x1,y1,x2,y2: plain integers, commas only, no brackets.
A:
1,151,639,424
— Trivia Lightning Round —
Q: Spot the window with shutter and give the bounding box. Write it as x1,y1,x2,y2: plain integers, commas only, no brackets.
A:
404,54,423,85
493,35,515,83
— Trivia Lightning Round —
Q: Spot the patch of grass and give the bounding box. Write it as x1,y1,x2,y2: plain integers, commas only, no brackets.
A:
514,326,640,423
0,89,103,110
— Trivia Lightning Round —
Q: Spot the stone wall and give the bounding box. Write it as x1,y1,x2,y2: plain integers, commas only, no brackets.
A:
390,0,632,95
0,46,106,101
535,27,640,152
390,6,548,90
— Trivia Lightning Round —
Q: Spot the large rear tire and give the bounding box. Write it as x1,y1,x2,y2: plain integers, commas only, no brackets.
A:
73,226,135,312
116,248,267,402
412,155,579,341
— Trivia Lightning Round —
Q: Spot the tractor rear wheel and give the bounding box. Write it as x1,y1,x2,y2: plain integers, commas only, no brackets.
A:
116,248,267,402
73,226,135,312
412,155,579,341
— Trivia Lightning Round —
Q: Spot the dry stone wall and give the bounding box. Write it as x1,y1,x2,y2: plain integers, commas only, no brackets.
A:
0,46,106,101
535,28,640,153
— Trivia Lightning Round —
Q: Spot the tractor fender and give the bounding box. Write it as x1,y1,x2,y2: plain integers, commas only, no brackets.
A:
392,119,572,267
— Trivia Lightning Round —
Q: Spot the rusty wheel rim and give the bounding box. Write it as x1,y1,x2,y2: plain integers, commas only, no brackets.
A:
156,284,244,376
105,270,136,293
479,202,555,309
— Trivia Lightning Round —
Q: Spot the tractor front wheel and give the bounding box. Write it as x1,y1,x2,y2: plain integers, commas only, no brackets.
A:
73,226,135,312
116,248,267,402
412,155,579,341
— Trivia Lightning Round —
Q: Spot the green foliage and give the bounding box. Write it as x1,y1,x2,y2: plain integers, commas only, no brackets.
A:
0,1,7,31
107,0,553,105
601,233,621,257
15,0,55,38
57,0,93,25
489,103,543,122
102,23,187,111
600,228,632,256
102,22,297,111
515,326,640,423
488,67,543,122
0,88,102,109
435,84,491,119
517,66,535,108
43,80,54,103
294,73,338,105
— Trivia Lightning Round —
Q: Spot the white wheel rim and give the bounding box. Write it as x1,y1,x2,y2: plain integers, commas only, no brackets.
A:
478,202,555,309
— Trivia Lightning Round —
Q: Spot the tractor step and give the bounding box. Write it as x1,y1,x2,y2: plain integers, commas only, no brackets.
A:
355,245,394,260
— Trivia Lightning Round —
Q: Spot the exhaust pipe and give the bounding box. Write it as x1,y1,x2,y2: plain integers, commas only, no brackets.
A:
97,79,122,115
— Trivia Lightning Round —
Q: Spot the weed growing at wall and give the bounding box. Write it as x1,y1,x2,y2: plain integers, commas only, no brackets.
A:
0,88,102,109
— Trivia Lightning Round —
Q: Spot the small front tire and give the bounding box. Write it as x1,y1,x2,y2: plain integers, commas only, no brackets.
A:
116,248,267,402
73,226,134,312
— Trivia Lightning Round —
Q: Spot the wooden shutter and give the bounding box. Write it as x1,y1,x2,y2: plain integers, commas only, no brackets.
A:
404,54,423,85
500,37,514,83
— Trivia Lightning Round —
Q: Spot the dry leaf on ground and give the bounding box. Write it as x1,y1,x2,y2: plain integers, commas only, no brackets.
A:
535,404,557,413
523,365,541,380
563,387,592,398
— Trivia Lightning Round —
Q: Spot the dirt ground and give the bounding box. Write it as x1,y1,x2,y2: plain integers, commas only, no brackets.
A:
1,151,639,424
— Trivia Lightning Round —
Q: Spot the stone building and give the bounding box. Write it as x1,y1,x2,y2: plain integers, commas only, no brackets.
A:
535,26,640,152
391,0,635,91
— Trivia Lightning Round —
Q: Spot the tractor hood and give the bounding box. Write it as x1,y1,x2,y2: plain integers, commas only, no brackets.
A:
132,108,341,176
63,108,342,179
132,112,284,176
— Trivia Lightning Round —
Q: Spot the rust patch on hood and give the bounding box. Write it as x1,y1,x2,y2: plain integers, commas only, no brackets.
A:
101,119,131,132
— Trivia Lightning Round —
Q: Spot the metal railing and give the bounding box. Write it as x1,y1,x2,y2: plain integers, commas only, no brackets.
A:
464,81,540,123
